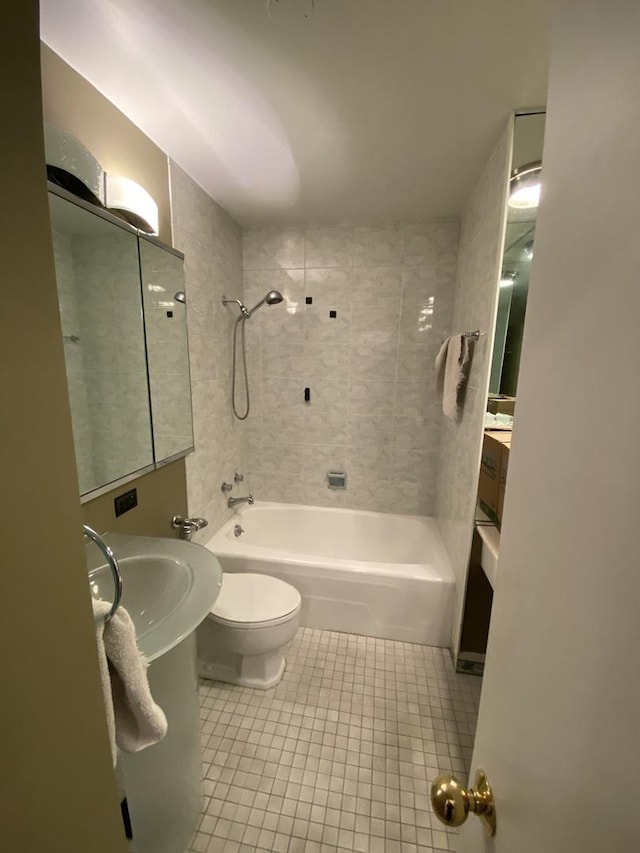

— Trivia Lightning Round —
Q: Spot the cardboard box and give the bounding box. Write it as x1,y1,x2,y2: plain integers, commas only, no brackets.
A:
478,430,511,524
496,441,510,523
487,395,516,416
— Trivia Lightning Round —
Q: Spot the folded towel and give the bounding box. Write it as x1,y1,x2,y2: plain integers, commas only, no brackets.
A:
435,334,472,420
93,599,167,766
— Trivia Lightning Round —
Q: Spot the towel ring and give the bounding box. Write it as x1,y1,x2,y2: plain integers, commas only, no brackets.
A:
83,525,122,623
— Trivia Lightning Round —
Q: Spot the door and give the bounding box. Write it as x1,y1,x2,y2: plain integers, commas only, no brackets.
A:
454,2,640,851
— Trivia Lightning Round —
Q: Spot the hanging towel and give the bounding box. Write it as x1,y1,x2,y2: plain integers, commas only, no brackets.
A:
93,598,168,766
435,334,471,420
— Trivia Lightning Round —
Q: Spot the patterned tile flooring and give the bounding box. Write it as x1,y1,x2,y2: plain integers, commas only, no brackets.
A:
189,628,482,853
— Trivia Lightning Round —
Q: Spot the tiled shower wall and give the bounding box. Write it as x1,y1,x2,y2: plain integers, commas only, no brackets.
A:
169,162,246,536
241,222,459,515
436,120,513,654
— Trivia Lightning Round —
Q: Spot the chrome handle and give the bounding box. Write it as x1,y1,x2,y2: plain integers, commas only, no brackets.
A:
430,769,496,836
83,525,122,623
234,472,244,483
221,481,233,494
172,515,209,541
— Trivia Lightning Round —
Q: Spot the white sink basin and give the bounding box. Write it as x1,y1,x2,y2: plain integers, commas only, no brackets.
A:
86,533,222,662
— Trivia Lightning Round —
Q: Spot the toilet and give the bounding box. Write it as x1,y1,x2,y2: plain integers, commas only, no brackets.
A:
197,573,301,689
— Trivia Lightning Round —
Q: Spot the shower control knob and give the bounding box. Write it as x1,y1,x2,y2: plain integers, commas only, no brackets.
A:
221,482,233,494
234,472,244,483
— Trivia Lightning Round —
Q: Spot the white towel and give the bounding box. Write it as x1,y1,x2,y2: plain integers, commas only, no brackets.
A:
435,334,471,420
93,599,167,766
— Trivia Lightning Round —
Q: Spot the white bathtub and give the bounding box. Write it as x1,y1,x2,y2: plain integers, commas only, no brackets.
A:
204,502,454,647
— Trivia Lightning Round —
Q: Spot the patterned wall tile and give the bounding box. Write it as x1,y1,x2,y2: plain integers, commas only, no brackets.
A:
435,120,513,655
170,161,246,538
243,221,460,515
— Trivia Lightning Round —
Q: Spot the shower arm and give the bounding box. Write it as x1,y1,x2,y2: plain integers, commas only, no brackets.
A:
222,296,250,318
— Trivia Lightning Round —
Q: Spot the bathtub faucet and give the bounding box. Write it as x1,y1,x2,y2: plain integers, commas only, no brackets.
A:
228,493,254,509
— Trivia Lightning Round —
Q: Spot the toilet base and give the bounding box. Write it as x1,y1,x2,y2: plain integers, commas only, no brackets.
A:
198,648,287,689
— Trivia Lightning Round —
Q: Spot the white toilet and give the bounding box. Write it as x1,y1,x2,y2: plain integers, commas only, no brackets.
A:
197,573,301,689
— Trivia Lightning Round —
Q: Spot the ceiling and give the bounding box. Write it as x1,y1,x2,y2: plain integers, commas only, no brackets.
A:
40,0,549,228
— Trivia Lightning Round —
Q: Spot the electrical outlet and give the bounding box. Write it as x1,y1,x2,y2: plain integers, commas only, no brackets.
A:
114,488,138,517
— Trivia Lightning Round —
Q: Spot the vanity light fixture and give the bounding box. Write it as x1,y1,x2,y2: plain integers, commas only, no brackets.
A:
105,174,159,235
508,161,542,210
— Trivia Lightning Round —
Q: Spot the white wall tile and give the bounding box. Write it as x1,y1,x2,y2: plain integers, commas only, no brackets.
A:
348,380,396,415
260,227,305,269
242,219,459,514
305,227,354,268
435,121,512,654
353,226,404,267
305,267,352,307
170,161,245,535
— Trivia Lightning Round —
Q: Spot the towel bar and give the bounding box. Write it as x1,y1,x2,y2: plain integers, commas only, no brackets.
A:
84,525,122,623
463,330,486,341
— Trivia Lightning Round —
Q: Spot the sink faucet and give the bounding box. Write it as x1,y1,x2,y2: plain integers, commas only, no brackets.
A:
227,493,254,509
172,515,209,541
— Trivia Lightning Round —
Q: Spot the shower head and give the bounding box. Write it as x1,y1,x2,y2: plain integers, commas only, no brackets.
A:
174,291,187,304
246,290,284,318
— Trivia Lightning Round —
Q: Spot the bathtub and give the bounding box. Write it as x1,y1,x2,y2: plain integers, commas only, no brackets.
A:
204,502,454,647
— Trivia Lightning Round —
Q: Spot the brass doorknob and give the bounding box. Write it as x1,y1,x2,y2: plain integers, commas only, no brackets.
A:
430,769,496,836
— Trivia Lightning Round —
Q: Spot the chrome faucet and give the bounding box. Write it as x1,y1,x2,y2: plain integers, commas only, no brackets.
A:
227,493,254,509
172,515,209,541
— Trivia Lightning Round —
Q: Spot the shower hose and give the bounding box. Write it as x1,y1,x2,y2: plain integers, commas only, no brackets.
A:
231,313,250,420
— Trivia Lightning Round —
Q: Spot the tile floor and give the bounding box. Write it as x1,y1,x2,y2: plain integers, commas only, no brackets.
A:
189,628,482,853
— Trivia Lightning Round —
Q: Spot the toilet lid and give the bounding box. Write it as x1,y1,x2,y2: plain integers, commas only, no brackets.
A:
211,573,301,624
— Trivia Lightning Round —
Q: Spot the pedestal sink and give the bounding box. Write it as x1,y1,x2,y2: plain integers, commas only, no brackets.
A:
86,533,223,853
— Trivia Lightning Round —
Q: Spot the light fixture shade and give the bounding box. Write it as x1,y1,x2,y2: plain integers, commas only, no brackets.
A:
105,175,159,235
44,124,105,205
508,161,542,210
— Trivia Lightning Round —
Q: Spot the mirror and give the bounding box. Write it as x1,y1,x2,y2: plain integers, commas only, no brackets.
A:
139,237,194,461
49,188,193,499
489,112,546,401
50,192,154,495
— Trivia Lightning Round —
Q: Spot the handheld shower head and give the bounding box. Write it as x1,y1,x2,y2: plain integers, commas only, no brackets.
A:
246,290,284,318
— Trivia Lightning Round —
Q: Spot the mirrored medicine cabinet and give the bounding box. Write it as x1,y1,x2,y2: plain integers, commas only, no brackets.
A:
49,184,194,501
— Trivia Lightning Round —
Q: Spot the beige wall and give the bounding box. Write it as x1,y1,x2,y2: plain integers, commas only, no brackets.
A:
41,43,172,243
83,460,188,538
0,5,126,851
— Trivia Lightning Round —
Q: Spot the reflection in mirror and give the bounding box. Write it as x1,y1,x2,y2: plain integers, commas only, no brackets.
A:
49,192,154,495
489,112,546,402
139,238,194,462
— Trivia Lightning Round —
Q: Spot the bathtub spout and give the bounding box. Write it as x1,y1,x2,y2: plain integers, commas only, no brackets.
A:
228,493,254,509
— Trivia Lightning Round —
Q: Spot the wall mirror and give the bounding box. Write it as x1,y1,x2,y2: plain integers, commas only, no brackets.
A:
139,236,193,462
49,186,193,500
489,112,546,400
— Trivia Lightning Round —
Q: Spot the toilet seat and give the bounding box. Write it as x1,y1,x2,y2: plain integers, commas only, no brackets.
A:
209,573,301,627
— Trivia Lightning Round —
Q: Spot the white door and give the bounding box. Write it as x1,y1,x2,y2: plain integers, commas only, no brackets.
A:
451,2,640,851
